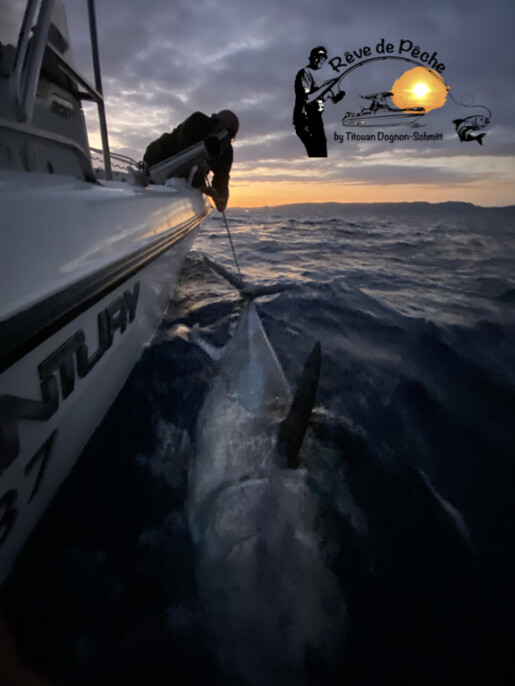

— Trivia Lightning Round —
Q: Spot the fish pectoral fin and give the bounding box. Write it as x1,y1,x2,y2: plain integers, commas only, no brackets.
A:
277,341,321,469
204,255,246,292
190,324,224,361
204,255,292,302
476,133,486,145
245,283,292,298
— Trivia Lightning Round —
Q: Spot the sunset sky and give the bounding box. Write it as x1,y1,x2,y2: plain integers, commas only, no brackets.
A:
62,0,514,207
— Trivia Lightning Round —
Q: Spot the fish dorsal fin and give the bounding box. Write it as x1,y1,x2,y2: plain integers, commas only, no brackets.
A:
189,324,224,361
277,341,321,469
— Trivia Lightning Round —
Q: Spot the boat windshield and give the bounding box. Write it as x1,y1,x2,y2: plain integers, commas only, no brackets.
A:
0,0,26,48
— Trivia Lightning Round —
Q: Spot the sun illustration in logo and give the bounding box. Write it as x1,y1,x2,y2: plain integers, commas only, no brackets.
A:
391,67,449,112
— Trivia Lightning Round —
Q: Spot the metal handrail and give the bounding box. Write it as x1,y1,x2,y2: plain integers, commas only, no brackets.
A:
90,148,139,169
9,0,55,122
8,0,112,179
86,0,111,179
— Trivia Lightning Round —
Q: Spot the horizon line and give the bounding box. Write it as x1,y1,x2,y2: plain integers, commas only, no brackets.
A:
227,200,515,211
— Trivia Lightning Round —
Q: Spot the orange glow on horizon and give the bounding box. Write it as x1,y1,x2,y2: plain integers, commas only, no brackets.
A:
228,180,513,208
391,67,448,112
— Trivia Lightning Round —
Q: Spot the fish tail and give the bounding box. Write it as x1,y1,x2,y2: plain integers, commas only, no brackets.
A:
453,119,464,127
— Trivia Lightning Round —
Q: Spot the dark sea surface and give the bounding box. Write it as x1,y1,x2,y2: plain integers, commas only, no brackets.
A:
2,203,515,685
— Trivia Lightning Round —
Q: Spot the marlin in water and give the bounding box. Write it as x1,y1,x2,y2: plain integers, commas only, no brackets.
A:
187,258,345,685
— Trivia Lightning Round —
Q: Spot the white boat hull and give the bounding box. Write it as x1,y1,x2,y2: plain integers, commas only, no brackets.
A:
0,171,211,581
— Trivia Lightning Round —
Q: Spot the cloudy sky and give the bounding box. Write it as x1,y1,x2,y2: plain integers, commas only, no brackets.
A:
54,0,515,205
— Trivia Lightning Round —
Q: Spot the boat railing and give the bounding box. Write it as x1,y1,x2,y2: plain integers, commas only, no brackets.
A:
89,147,145,182
90,131,229,187
8,0,112,179
90,148,138,173
9,0,52,124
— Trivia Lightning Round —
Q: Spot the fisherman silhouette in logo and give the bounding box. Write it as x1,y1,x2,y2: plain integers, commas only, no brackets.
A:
293,46,345,157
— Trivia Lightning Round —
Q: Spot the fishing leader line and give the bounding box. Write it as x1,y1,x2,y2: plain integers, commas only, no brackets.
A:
222,210,243,280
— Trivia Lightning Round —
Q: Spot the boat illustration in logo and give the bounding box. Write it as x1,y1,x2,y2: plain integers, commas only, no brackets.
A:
342,91,425,127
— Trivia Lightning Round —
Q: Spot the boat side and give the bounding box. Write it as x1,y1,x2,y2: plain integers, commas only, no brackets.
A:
0,170,212,582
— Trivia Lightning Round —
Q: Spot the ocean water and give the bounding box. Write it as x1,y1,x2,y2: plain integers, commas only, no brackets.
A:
2,203,515,685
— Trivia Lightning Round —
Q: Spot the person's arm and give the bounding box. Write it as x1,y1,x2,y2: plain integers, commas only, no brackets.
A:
209,144,233,212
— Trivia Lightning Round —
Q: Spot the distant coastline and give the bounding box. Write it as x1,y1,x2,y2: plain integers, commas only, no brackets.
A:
229,201,515,213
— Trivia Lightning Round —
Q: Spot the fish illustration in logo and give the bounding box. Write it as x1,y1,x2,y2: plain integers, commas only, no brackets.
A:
453,115,490,145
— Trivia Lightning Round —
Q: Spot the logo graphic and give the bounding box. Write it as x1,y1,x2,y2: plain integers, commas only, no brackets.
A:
453,114,491,146
293,40,492,156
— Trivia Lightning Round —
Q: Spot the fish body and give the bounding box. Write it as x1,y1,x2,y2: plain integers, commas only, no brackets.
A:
453,115,490,145
187,299,344,685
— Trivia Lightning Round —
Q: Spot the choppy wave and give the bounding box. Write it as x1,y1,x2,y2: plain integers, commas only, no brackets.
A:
2,205,514,685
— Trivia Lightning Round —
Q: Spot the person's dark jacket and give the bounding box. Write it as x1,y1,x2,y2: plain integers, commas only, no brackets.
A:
143,112,232,200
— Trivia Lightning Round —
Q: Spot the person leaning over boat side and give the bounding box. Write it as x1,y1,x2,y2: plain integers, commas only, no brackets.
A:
143,110,239,212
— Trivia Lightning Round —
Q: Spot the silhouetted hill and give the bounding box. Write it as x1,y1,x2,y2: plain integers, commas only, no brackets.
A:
230,202,515,215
